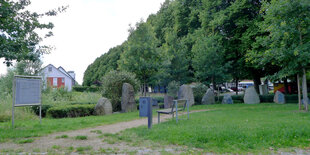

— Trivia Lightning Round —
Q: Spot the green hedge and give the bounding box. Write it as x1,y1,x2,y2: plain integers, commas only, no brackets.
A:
73,86,100,92
31,105,53,117
47,104,95,118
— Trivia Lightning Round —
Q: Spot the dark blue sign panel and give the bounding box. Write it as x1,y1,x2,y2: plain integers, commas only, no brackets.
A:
139,97,151,117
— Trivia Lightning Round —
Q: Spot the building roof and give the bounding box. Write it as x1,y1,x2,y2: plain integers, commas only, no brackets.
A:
41,64,78,84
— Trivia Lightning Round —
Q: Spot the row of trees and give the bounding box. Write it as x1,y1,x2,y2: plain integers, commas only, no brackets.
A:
84,0,309,96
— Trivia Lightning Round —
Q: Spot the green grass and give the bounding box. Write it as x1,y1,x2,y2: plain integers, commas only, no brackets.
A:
119,104,310,153
75,135,87,140
15,139,34,144
0,110,141,142
55,134,69,139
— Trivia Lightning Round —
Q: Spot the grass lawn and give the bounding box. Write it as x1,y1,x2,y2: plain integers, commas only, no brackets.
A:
118,104,310,153
0,111,140,142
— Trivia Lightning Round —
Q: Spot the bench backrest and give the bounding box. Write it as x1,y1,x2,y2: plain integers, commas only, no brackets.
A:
171,99,187,112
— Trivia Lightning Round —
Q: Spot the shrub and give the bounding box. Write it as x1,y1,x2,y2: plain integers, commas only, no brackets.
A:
47,104,95,118
51,87,73,101
259,94,274,103
0,114,10,122
192,83,208,105
31,105,53,117
73,86,100,92
101,70,140,112
167,81,180,99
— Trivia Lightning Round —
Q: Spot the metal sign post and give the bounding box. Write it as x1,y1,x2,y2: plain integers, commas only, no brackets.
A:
12,75,42,128
139,97,153,129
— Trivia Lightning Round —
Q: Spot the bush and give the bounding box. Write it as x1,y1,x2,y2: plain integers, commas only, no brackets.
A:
259,94,274,103
47,104,95,118
101,70,140,112
0,114,10,122
31,105,53,117
192,83,208,105
51,87,73,101
73,86,100,92
167,81,180,99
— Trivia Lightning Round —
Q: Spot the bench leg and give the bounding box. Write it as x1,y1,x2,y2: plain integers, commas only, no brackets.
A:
172,113,174,118
158,113,160,123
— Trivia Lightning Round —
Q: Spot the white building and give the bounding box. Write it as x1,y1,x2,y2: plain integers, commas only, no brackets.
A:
40,64,77,91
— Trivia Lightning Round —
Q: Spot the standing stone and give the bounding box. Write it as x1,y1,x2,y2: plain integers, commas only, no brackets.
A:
259,85,268,95
164,95,174,108
121,83,137,112
273,91,285,104
178,84,195,106
95,97,112,115
222,94,233,104
302,97,310,105
202,89,215,105
244,86,260,104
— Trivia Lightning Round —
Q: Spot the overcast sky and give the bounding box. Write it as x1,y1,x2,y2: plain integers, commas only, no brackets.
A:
0,0,165,84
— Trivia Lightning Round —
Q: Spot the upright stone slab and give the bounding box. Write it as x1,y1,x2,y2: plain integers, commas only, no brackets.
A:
259,85,268,95
95,97,112,115
164,95,174,108
121,83,137,112
302,97,310,105
273,91,285,104
222,94,233,104
244,86,260,104
178,84,195,106
202,89,215,105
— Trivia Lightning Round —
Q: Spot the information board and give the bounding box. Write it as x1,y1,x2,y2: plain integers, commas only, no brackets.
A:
15,77,41,106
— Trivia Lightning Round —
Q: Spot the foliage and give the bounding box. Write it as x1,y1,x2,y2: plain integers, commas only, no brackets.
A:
101,70,139,112
247,0,310,79
192,83,208,105
120,104,310,153
83,45,125,86
0,68,15,97
31,105,52,117
72,86,100,92
16,59,43,76
0,0,66,66
192,34,230,87
118,21,164,93
47,104,95,118
167,81,180,99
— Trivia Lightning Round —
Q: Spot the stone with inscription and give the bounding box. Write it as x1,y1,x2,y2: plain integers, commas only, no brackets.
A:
222,94,233,104
273,91,285,104
178,84,194,106
202,89,215,105
164,95,174,108
95,97,112,115
244,86,260,104
121,83,137,112
302,97,310,105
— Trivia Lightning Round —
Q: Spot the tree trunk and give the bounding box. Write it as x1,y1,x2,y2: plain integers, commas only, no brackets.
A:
302,68,308,111
297,74,302,110
143,81,146,97
253,76,261,94
284,78,289,94
235,78,239,95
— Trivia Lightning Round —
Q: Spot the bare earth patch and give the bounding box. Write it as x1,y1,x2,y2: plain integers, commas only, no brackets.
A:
0,110,208,154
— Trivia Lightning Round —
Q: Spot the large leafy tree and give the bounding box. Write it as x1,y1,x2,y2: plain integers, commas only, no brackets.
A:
0,0,66,66
192,34,230,89
118,21,164,96
247,0,310,110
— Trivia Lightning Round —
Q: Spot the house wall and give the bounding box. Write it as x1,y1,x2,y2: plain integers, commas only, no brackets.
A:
41,65,73,91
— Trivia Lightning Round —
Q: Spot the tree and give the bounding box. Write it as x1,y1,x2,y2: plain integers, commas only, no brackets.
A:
16,59,43,76
118,21,163,96
247,0,310,110
192,34,230,90
0,0,66,66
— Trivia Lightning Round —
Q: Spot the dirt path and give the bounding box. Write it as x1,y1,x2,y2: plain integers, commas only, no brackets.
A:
0,109,209,154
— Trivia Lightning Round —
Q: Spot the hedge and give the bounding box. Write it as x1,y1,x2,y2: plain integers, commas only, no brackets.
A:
47,104,95,118
31,105,53,117
72,86,100,92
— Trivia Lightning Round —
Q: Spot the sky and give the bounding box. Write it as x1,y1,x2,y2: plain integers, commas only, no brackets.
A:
0,0,165,84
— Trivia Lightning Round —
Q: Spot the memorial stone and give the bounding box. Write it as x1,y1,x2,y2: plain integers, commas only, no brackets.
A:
273,91,285,104
164,95,174,108
121,83,137,112
201,89,215,105
222,94,233,104
244,86,260,104
95,97,112,115
178,84,194,106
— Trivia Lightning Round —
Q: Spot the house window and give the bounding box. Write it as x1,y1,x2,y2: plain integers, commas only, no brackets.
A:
48,67,52,72
62,78,65,83
53,78,57,86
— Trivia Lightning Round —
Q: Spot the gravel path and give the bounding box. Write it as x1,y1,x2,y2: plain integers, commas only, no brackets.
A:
0,109,209,154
